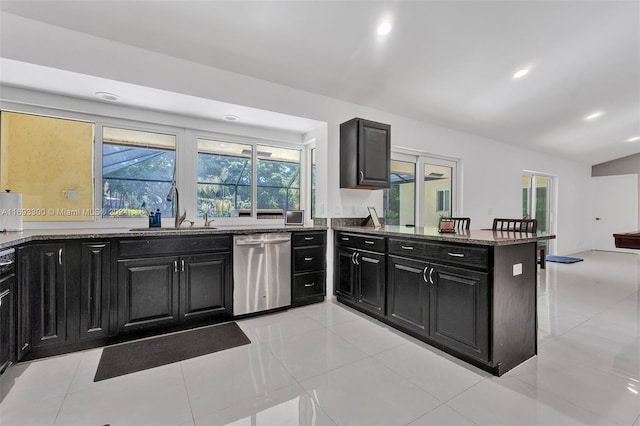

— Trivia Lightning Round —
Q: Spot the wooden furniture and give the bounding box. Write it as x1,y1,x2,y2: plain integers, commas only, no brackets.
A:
614,231,640,249
334,228,539,376
291,231,326,306
492,218,537,233
492,218,545,269
340,118,391,189
442,217,471,230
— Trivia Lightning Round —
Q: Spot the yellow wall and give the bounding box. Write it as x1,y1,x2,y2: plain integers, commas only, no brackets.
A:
0,112,94,221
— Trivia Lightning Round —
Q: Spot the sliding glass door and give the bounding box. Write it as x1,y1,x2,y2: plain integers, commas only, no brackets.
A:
385,152,458,227
522,173,553,236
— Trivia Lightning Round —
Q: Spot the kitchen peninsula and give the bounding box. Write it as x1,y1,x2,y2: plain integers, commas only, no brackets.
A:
333,225,555,376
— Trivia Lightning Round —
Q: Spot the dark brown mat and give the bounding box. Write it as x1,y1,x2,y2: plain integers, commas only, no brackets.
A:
94,322,250,382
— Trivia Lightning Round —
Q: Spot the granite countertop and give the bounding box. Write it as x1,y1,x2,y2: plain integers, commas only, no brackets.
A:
333,225,556,246
0,225,328,250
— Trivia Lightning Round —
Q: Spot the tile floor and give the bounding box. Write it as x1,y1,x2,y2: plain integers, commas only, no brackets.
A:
1,250,638,426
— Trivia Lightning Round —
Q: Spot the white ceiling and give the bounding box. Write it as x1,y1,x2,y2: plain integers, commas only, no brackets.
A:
0,0,638,165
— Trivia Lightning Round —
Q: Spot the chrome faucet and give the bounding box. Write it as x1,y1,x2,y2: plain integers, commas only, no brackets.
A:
166,183,186,229
203,212,215,227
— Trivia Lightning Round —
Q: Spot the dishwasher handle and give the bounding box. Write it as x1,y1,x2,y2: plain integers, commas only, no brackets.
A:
235,237,291,246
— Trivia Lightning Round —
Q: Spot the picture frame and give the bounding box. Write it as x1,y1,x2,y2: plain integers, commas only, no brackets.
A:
284,210,304,226
367,206,381,228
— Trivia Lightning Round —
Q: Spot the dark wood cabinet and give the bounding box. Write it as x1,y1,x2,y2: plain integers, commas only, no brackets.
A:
180,253,231,320
335,232,386,317
80,242,111,340
0,274,15,374
340,118,390,189
117,256,180,333
429,262,489,362
387,255,430,335
30,243,67,349
291,231,326,306
16,246,31,360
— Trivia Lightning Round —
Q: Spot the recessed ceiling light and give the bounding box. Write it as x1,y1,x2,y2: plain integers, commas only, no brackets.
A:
222,115,239,121
377,22,392,36
512,68,529,79
584,111,604,121
95,91,120,102
626,136,640,142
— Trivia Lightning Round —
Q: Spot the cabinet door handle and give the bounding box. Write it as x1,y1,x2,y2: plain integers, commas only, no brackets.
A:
359,171,364,182
351,252,357,264
21,343,29,351
304,257,314,261
448,252,465,257
174,260,178,273
429,268,435,284
58,248,63,265
304,237,314,241
0,260,15,267
354,252,360,265
422,266,429,283
304,282,316,287
401,246,414,250
364,241,375,245
181,259,185,272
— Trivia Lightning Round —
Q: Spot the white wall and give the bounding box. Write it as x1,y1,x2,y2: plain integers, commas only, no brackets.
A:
0,12,592,257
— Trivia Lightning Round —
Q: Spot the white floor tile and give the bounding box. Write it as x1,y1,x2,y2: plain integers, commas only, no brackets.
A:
295,301,361,327
193,384,336,426
328,315,408,355
374,341,489,402
0,393,64,426
265,328,368,381
55,363,192,426
447,376,617,425
509,354,640,425
181,342,296,420
301,357,441,426
407,404,478,426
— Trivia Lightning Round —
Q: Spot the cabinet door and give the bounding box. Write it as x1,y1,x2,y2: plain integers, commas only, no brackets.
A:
358,120,390,188
335,247,357,299
180,252,231,321
386,256,429,335
117,256,179,333
16,246,31,360
80,242,110,340
429,263,489,362
0,275,14,374
357,251,385,316
30,244,67,348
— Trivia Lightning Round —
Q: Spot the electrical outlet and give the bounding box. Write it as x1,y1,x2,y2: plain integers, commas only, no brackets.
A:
513,263,522,276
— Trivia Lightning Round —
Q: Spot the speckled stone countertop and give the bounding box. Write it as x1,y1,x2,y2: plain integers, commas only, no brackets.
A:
0,225,328,250
333,225,555,246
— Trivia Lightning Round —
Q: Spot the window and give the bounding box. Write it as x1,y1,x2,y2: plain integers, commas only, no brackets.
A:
384,152,457,227
256,145,301,218
197,139,252,217
436,189,450,212
310,148,316,219
102,127,176,218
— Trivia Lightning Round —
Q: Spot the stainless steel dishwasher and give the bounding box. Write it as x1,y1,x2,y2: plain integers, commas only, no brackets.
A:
233,233,291,315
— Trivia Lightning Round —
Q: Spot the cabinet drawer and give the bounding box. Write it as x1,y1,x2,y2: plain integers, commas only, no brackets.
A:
293,246,325,272
336,232,386,252
292,232,326,247
388,238,489,269
119,235,230,258
293,271,325,300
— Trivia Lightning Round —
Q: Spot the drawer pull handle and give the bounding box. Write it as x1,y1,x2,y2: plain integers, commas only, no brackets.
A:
401,246,414,250
304,237,314,241
341,237,350,241
304,257,314,261
364,241,375,245
448,253,465,257
0,260,15,267
304,282,316,287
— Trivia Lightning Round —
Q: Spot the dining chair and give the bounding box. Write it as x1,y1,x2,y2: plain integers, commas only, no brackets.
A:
442,217,471,230
492,218,545,268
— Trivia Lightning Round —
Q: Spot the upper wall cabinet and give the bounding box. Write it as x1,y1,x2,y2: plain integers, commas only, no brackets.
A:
340,118,390,189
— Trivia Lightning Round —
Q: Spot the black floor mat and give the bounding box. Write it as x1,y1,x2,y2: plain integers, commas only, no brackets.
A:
94,322,250,382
